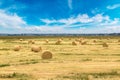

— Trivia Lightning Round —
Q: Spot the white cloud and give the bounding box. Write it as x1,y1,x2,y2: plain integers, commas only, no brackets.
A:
0,9,120,34
40,14,120,33
92,14,110,22
68,0,72,9
0,10,26,28
107,4,120,9
107,25,120,31
41,14,110,25
40,19,57,24
15,25,68,34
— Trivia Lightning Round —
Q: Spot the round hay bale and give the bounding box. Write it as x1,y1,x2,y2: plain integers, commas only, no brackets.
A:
88,75,93,80
45,39,49,43
58,39,62,42
75,39,79,42
55,40,61,45
72,41,77,45
41,51,52,59
69,38,71,40
31,46,42,52
107,38,110,40
80,38,84,41
78,39,82,43
13,45,21,51
93,40,96,43
20,39,23,41
28,40,32,44
61,38,64,40
31,41,35,44
28,40,35,44
81,41,87,45
118,40,120,42
102,43,108,47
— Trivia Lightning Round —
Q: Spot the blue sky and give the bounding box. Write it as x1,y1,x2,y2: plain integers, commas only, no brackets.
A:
0,0,120,34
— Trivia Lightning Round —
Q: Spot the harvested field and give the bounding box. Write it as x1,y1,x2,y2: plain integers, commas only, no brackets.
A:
0,36,120,80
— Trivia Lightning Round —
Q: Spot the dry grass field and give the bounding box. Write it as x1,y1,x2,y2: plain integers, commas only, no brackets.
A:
0,36,120,80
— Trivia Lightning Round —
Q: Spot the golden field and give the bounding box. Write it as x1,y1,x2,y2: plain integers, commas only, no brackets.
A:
0,36,120,80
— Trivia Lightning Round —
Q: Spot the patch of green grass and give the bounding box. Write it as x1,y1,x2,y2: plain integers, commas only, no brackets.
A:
60,53,120,56
60,53,72,55
60,53,85,55
0,64,10,67
0,48,10,51
0,72,35,80
55,70,120,80
19,59,39,65
111,54,120,56
81,58,92,61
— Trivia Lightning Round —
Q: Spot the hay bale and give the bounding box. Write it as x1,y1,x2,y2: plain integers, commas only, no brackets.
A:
55,39,62,45
75,38,82,43
79,38,84,40
55,41,61,45
41,51,52,59
28,40,32,44
75,39,79,42
88,75,93,80
13,45,21,51
72,41,77,45
31,41,35,44
102,43,108,47
81,41,87,45
28,40,35,44
58,39,62,42
31,46,42,52
69,38,71,40
78,39,82,43
118,40,120,42
93,40,96,43
20,39,23,41
45,39,49,43
107,38,110,40
61,38,64,40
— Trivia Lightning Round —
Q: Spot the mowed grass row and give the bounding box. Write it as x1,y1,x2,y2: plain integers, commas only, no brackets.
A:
0,36,120,80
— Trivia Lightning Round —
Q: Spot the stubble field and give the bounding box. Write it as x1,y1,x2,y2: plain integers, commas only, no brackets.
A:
0,36,120,80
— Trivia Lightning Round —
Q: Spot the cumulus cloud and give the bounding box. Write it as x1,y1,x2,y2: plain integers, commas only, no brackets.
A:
107,4,120,9
0,10,26,28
